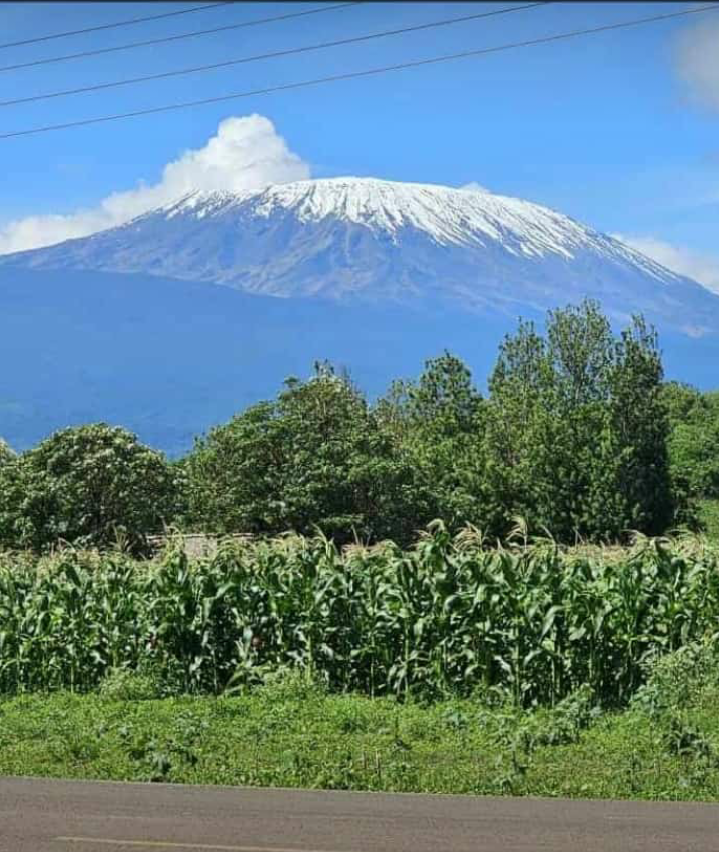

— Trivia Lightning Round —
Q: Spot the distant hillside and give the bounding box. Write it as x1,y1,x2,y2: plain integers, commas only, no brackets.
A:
0,267,510,455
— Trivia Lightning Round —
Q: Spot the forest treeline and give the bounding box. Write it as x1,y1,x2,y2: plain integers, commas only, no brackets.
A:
1,299,717,553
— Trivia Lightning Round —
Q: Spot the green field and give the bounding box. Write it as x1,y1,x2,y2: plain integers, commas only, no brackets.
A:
3,529,719,799
2,529,719,704
2,660,719,801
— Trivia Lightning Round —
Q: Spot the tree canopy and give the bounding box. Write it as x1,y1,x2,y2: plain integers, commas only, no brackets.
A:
483,301,672,540
1,300,711,551
185,362,429,545
0,423,176,552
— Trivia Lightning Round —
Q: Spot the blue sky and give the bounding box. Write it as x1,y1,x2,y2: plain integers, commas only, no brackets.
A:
1,1,718,285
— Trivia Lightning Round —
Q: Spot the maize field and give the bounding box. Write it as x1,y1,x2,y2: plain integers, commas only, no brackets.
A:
1,522,718,706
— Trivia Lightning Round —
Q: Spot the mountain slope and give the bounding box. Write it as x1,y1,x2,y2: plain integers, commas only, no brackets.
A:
2,177,719,454
0,267,512,454
3,177,718,336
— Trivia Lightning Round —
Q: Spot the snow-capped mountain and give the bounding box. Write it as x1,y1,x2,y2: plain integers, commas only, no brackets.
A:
3,177,718,335
2,177,719,454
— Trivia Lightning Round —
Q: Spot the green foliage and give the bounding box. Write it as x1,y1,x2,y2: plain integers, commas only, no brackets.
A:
0,423,177,553
632,641,719,718
484,300,673,540
0,439,18,547
0,438,14,467
661,383,719,513
2,527,719,708
376,352,494,532
661,381,706,426
185,363,428,545
98,668,160,701
4,676,719,799
699,500,719,541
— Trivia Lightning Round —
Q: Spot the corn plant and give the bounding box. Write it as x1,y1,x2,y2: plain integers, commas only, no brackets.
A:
1,526,718,706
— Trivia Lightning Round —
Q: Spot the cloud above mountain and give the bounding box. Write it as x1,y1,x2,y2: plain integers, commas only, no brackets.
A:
615,234,719,295
674,17,719,110
0,114,309,255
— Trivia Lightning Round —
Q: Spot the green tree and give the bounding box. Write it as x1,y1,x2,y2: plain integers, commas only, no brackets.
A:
186,363,427,544
0,423,177,552
376,352,496,532
608,316,674,534
484,300,674,541
661,381,706,427
184,400,286,536
0,438,13,467
0,439,19,548
661,383,719,500
659,383,719,530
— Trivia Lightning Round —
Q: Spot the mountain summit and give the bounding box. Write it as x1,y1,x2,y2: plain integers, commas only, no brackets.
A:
2,176,719,453
2,176,717,334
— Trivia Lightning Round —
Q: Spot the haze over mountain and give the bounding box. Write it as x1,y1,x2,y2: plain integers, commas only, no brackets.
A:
2,177,718,454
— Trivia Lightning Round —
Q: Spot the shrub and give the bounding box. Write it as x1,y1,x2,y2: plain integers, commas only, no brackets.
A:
98,668,160,701
631,641,719,717
0,423,177,552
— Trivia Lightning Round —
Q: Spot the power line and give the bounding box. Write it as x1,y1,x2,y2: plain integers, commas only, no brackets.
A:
0,3,551,108
0,2,234,51
3,2,718,141
0,2,362,74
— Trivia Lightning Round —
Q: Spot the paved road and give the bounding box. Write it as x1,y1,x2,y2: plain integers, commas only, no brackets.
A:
1,776,718,852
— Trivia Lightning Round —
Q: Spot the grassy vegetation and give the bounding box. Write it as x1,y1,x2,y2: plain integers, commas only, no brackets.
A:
3,528,719,705
699,499,719,541
2,651,719,801
3,529,719,800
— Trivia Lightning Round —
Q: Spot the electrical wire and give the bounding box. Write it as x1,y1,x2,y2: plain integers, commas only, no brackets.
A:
0,2,234,51
2,2,717,141
0,2,361,74
0,3,550,108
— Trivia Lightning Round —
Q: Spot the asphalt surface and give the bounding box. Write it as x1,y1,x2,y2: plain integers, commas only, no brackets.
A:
1,776,718,852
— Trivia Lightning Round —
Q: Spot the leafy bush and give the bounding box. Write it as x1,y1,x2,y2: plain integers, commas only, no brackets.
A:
98,668,160,701
257,666,329,703
663,715,716,762
0,423,177,552
699,500,719,541
632,641,719,717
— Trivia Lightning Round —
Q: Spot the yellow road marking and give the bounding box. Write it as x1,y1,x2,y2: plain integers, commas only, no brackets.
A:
56,838,344,852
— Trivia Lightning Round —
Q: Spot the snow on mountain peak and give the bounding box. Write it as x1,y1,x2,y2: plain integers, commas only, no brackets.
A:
3,175,716,335
158,176,674,277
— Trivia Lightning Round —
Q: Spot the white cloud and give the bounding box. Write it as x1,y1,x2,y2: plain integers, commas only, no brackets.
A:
459,181,491,193
613,233,719,295
0,114,309,255
674,17,719,110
